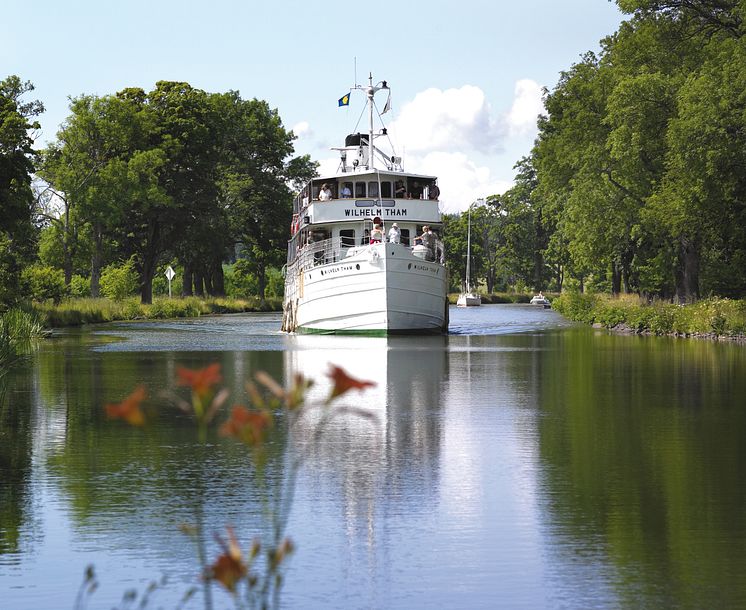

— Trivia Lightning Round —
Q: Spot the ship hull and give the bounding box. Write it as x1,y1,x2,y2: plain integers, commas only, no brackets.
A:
283,243,447,335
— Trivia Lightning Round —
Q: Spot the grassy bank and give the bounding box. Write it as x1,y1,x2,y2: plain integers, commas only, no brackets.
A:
33,296,283,328
551,292,746,338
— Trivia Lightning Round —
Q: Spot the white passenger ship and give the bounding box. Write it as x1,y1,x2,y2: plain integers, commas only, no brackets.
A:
282,75,449,335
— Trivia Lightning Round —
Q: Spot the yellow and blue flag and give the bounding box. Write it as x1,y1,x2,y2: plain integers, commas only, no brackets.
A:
338,93,350,107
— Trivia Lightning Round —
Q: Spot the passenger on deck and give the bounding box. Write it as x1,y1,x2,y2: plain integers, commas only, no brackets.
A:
428,181,440,200
388,222,401,244
420,225,435,261
319,184,333,201
341,184,352,198
395,181,406,198
370,224,383,243
411,181,423,199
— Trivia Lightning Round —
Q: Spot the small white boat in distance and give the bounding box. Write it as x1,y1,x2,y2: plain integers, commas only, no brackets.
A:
457,291,481,307
456,205,481,307
530,292,551,308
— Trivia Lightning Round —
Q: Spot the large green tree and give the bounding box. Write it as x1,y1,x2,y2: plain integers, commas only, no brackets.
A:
0,76,42,308
221,95,316,301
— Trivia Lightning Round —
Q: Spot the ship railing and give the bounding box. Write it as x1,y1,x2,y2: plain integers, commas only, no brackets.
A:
289,236,349,272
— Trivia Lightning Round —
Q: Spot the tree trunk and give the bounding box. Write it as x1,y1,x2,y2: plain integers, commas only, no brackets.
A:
90,221,103,298
212,260,225,297
533,250,544,291
62,201,73,286
675,235,700,304
611,260,622,296
182,262,193,297
257,261,266,303
193,269,204,297
204,270,213,296
139,222,160,305
140,256,156,304
555,264,564,292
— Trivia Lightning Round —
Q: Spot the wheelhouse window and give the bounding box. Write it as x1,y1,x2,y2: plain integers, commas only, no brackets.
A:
368,181,379,197
380,181,392,197
340,229,355,247
355,182,367,197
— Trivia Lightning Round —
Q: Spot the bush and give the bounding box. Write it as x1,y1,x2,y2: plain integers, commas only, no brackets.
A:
100,258,139,301
21,264,68,304
69,274,91,298
551,291,599,324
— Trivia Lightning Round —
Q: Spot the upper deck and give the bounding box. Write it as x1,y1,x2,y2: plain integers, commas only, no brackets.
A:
293,170,442,225
302,197,441,225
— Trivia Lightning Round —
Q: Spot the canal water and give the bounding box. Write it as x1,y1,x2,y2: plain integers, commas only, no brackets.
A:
2,305,746,609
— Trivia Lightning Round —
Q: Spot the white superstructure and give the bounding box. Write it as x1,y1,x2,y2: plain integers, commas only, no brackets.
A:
282,75,449,335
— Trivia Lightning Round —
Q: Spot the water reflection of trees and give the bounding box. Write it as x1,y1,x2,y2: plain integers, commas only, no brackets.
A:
0,370,36,557
537,331,746,608
16,344,290,568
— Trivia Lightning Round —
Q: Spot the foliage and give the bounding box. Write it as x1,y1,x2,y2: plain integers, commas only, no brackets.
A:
99,257,139,301
553,292,746,337
88,362,377,610
0,308,43,402
510,2,746,301
0,76,42,308
68,274,91,298
21,264,67,304
32,296,282,327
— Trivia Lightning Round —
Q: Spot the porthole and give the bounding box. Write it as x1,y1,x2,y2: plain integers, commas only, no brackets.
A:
355,264,360,270
408,263,412,270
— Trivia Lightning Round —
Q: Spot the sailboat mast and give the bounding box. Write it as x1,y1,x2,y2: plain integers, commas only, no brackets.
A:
466,207,472,292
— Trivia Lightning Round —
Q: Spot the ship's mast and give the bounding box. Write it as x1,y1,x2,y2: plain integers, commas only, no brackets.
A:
355,73,388,170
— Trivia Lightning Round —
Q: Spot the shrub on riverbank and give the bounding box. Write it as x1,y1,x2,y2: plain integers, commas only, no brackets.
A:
33,296,283,328
551,292,746,337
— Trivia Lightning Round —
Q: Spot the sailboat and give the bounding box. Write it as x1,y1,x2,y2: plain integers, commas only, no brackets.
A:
456,205,481,307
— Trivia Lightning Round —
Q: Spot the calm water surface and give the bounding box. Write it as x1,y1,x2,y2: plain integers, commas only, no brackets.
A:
2,305,746,609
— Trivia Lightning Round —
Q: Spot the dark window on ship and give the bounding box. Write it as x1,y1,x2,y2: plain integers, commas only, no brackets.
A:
360,229,370,245
380,181,392,197
400,229,411,246
368,181,379,197
342,182,353,198
355,182,366,197
340,229,355,247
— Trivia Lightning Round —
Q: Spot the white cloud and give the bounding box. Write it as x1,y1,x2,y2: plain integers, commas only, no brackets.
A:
407,152,512,213
504,79,544,136
291,120,312,139
387,85,504,155
303,80,541,214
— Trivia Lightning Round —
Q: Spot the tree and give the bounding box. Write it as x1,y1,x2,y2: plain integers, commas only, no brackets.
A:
221,95,315,301
0,76,43,308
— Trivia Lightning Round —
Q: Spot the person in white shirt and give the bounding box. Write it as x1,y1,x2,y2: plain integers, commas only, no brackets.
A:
341,185,352,198
370,224,383,243
319,184,333,201
388,222,401,244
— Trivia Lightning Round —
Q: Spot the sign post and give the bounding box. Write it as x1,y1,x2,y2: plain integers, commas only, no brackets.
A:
165,266,176,298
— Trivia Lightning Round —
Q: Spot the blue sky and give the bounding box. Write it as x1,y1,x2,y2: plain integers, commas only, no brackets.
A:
3,0,623,211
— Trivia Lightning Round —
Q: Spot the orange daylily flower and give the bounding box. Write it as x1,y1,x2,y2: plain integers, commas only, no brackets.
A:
326,365,376,401
176,363,223,398
220,405,272,446
105,385,147,426
208,526,247,592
